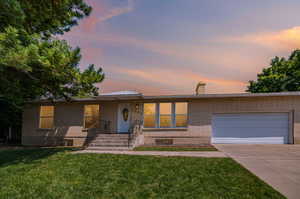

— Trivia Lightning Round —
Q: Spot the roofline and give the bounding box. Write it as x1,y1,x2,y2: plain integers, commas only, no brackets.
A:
143,91,300,99
28,91,300,103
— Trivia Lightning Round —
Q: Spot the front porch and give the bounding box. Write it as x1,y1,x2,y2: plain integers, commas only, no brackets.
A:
83,101,192,149
83,102,144,149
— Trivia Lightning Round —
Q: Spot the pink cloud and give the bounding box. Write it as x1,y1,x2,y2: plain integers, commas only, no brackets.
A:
223,26,300,51
66,31,264,75
81,0,134,32
106,67,247,94
64,9,280,95
80,47,103,65
61,2,300,95
98,77,171,95
64,31,264,94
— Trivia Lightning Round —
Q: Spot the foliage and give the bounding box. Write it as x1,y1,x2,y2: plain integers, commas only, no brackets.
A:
0,0,91,38
247,50,300,93
0,149,286,199
0,27,104,103
0,0,104,130
0,97,21,128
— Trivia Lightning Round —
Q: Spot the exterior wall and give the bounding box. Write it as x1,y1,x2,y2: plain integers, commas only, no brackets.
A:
143,96,300,146
130,103,143,123
22,102,118,146
101,102,118,133
22,96,300,147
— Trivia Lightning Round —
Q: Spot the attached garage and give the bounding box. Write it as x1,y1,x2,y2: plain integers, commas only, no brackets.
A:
211,113,290,144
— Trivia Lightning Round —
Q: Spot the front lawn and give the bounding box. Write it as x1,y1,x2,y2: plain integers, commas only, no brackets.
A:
133,146,217,151
0,148,285,199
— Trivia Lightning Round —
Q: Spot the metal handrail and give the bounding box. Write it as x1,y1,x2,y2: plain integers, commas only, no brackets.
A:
102,120,111,131
95,120,111,133
128,120,143,147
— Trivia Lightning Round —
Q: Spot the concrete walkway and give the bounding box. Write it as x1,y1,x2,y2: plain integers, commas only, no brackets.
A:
215,144,300,199
74,150,227,158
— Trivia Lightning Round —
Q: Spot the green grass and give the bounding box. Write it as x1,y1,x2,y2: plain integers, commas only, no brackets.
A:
133,146,218,151
0,148,285,199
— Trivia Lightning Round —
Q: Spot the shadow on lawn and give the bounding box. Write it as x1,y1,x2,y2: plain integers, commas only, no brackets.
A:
0,148,74,167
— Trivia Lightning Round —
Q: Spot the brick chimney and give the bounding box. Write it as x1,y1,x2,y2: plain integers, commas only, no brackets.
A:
195,81,206,95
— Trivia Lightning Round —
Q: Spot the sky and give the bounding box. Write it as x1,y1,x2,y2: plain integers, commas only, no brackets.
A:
62,0,300,95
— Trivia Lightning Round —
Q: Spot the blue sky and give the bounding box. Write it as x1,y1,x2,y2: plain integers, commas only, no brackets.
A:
63,0,300,94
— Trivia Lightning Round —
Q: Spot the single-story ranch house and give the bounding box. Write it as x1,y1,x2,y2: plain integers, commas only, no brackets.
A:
22,88,300,148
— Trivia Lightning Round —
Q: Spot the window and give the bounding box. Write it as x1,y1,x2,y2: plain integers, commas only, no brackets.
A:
175,103,188,127
159,103,172,128
143,102,188,128
39,106,54,129
84,105,100,129
143,103,156,128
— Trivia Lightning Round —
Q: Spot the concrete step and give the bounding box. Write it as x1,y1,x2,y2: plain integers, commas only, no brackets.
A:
89,142,130,146
89,138,129,142
90,140,128,144
95,134,129,137
87,133,132,148
85,146,132,151
92,136,129,140
94,136,129,139
88,143,132,147
90,140,129,144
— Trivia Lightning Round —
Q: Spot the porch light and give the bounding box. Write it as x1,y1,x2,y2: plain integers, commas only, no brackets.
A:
135,104,140,112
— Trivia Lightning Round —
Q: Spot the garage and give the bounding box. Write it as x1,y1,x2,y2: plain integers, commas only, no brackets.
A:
211,113,289,144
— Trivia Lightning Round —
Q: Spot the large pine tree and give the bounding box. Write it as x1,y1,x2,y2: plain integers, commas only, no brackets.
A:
0,0,104,142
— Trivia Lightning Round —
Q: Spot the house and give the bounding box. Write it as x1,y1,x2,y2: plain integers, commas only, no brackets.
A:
22,87,300,148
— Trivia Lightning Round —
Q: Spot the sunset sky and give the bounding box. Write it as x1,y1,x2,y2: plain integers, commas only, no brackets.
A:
63,0,300,95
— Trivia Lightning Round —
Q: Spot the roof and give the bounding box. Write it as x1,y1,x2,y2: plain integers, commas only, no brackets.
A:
100,90,142,96
30,91,300,103
143,91,300,100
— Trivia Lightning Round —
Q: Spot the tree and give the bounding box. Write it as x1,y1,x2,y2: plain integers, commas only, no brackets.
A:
0,27,104,103
0,0,104,142
0,0,104,103
0,0,92,37
247,49,300,93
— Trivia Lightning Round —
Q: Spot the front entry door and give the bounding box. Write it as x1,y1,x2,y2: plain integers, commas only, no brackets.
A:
117,103,131,133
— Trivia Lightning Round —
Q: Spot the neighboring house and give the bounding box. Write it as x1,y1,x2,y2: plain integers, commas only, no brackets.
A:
22,88,300,148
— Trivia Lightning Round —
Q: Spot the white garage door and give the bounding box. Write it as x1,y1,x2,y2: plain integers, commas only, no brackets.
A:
212,113,289,144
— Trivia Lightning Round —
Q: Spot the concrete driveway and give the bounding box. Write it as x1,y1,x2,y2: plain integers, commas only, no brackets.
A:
215,144,300,199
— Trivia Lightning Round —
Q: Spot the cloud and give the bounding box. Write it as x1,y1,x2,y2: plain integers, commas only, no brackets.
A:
225,26,300,50
64,8,277,94
66,30,262,76
80,47,103,66
82,0,134,31
64,30,263,94
99,79,170,95
97,66,175,95
97,0,134,23
108,67,247,94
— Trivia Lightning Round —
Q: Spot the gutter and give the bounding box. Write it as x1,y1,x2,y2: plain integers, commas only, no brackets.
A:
26,91,300,104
